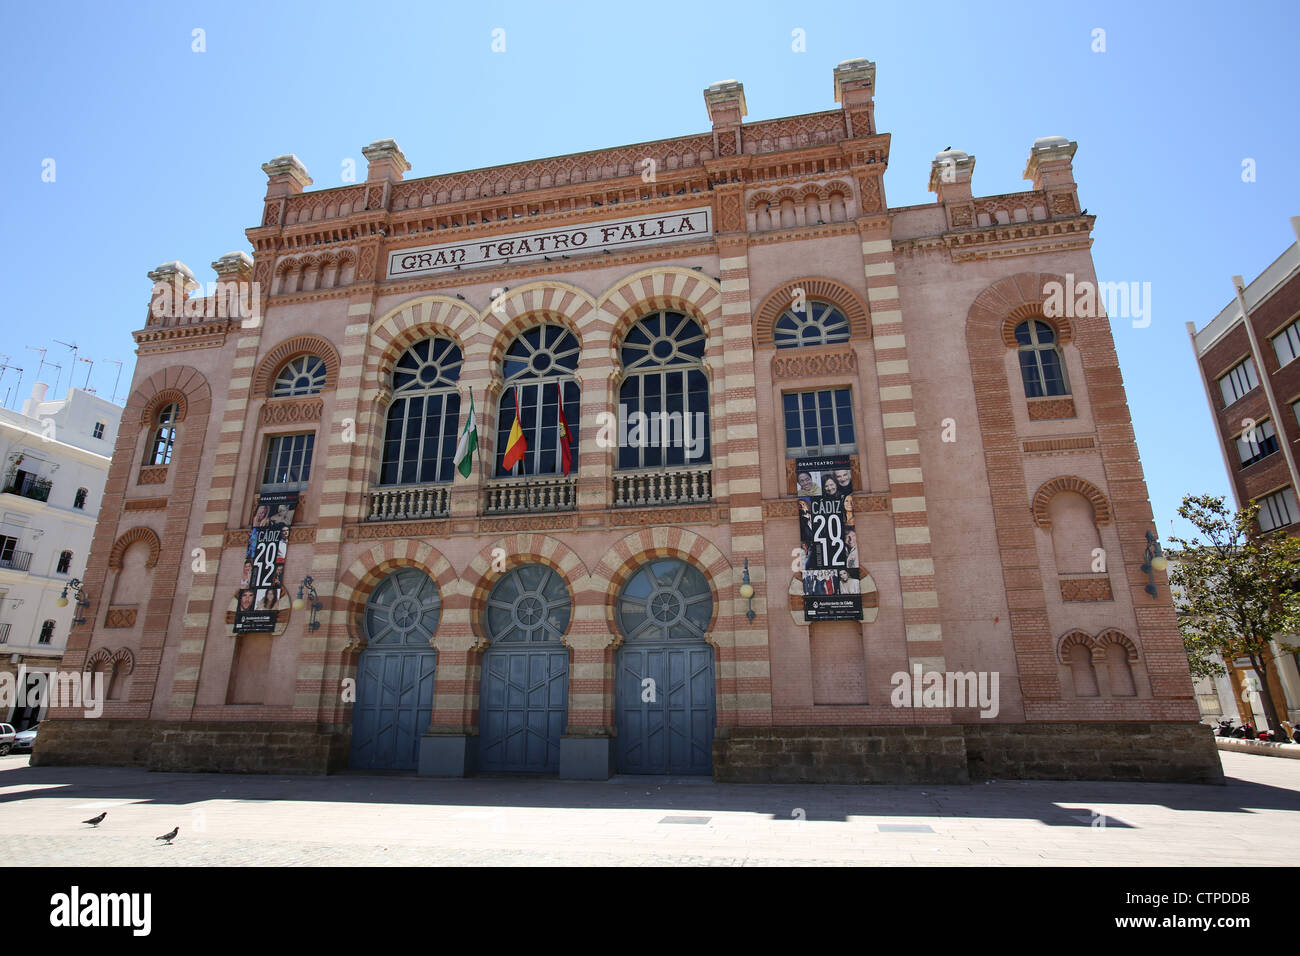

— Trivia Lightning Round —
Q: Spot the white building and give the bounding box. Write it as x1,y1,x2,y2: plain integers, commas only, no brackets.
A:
0,382,121,729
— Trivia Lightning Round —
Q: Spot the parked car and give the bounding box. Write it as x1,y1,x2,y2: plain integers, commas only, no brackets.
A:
12,726,36,753
0,723,15,756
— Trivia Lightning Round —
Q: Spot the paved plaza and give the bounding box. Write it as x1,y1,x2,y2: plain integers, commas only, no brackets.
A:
1,750,1296,866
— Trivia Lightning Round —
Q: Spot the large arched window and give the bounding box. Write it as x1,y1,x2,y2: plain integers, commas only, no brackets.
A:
364,567,441,647
495,325,580,477
1015,320,1069,397
146,403,178,466
484,564,571,644
379,338,463,485
272,355,327,397
773,301,850,349
617,558,713,642
618,311,711,469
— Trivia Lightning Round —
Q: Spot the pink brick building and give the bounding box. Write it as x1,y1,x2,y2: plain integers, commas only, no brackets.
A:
36,59,1219,783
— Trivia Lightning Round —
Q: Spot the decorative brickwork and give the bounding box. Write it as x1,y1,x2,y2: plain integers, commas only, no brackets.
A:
1032,475,1112,528
104,606,138,628
250,334,341,396
137,465,168,485
261,397,323,426
753,277,871,344
1059,575,1114,602
771,347,858,380
1027,397,1076,420
107,527,161,569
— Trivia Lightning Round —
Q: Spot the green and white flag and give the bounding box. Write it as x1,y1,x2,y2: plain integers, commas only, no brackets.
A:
453,389,478,478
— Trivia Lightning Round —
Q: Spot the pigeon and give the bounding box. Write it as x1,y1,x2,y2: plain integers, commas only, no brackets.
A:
155,826,179,845
82,812,107,827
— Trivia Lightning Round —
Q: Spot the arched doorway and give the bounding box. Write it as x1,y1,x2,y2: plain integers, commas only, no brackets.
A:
350,568,440,771
615,558,716,774
478,564,571,772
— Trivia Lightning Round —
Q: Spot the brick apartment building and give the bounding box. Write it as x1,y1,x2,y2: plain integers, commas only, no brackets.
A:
34,59,1219,783
1187,221,1300,729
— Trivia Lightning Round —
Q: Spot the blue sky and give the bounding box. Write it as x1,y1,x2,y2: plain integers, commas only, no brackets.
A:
2,0,1297,539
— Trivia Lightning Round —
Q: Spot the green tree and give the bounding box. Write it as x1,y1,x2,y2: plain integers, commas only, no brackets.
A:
1169,493,1300,735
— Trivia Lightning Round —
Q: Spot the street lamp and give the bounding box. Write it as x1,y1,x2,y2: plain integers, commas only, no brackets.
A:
293,576,322,631
56,577,90,625
1140,530,1167,598
739,558,756,624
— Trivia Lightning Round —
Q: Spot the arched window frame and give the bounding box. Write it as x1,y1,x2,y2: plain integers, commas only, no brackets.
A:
483,564,572,644
616,310,711,470
616,558,714,643
1015,320,1070,398
272,355,328,397
146,403,178,466
495,325,580,477
773,300,851,349
379,337,464,486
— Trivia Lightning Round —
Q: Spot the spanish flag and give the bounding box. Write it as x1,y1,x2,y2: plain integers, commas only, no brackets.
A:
501,388,527,471
557,382,574,475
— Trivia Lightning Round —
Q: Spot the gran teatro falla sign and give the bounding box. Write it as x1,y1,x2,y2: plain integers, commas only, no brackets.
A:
387,207,712,279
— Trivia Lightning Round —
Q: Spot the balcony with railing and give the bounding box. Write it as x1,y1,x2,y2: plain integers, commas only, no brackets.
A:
484,474,578,515
614,465,713,508
365,484,451,521
3,473,52,503
0,550,33,573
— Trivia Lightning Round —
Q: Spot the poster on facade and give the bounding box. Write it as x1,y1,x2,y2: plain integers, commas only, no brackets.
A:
233,491,298,634
796,456,862,621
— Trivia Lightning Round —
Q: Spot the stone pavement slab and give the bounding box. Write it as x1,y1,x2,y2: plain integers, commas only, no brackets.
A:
0,751,1296,866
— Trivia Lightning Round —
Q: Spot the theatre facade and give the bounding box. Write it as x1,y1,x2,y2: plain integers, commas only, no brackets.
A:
36,59,1221,783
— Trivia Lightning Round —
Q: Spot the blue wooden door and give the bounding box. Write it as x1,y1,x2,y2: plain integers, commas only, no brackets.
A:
350,649,436,770
349,568,441,771
616,643,715,774
478,646,568,772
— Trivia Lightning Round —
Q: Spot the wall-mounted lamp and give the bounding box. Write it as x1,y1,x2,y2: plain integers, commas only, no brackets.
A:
293,576,322,631
1140,530,1168,598
740,558,756,624
55,577,90,625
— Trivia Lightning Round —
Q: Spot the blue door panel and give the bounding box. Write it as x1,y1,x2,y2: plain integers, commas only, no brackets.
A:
350,649,436,771
616,643,714,774
478,647,568,772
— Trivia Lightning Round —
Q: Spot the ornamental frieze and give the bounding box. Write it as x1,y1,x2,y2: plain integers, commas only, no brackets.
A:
1060,576,1114,602
262,398,324,426
771,349,857,380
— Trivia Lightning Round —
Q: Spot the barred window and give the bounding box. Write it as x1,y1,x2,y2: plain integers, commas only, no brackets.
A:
1257,487,1298,532
381,338,463,485
73,487,88,509
1218,358,1259,407
39,620,55,644
262,433,315,490
1236,419,1278,467
1015,320,1069,398
617,311,710,470
484,564,571,644
273,355,327,397
92,421,105,439
783,388,856,457
496,325,580,477
774,301,850,349
1272,319,1300,368
56,550,72,574
147,403,178,466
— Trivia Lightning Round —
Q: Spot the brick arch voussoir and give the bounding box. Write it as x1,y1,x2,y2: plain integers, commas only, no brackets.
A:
599,267,723,356
338,542,458,645
371,295,478,381
108,527,161,570
754,276,871,345
1032,476,1113,530
252,333,341,397
1095,628,1139,661
1056,629,1097,665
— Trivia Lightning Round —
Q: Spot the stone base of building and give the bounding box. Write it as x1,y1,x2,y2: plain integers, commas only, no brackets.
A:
713,722,1226,785
31,718,349,775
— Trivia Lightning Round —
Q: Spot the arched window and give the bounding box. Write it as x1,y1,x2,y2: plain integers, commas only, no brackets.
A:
484,564,571,644
1015,320,1069,397
73,487,88,509
774,301,850,349
272,355,327,397
496,325,580,477
146,403,178,466
618,311,710,469
56,550,72,575
617,558,713,642
364,567,441,647
38,620,55,644
380,338,463,485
